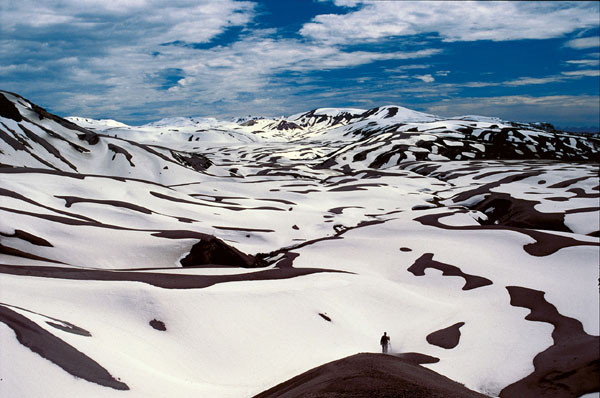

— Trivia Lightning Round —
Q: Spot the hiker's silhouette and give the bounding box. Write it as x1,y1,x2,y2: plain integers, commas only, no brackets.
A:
380,332,390,353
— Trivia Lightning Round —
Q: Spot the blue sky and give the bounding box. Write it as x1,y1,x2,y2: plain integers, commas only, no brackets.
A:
1,1,599,129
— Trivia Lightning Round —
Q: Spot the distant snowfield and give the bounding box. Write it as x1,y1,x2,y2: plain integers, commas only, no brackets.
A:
1,91,599,397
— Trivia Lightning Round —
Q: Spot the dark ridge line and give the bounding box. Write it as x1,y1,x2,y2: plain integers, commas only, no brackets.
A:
0,122,64,171
255,197,297,205
98,134,216,174
0,229,52,246
321,169,412,184
107,143,135,167
328,183,384,192
567,187,600,199
426,322,465,349
289,189,320,194
0,205,118,228
0,263,348,290
407,253,492,290
18,123,78,171
189,192,248,201
188,194,242,206
564,206,600,214
0,206,195,249
414,211,598,256
150,191,285,212
500,286,600,398
25,118,90,153
0,188,102,223
0,165,179,191
46,321,92,336
56,195,153,214
2,92,99,140
149,191,235,210
254,219,387,270
0,304,129,390
0,302,91,336
0,242,64,264
328,206,364,215
150,230,214,240
0,121,27,150
547,176,593,189
471,170,517,180
212,226,275,233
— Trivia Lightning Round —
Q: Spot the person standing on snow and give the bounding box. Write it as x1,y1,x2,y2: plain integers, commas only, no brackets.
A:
380,332,391,353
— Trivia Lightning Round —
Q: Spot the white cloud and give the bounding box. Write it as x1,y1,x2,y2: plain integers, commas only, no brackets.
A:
566,59,600,67
301,2,599,44
504,76,566,87
3,23,440,121
385,64,430,72
561,69,600,77
0,0,256,44
2,0,596,125
426,95,600,127
415,74,435,83
458,69,598,89
565,36,600,50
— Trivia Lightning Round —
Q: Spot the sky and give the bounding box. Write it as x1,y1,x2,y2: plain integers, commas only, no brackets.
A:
1,0,599,129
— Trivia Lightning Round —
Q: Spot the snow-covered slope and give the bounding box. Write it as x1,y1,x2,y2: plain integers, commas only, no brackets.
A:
1,91,598,398
0,92,213,184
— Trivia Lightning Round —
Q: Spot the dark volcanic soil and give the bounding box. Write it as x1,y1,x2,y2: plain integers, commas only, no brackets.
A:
427,322,465,349
0,304,128,390
500,286,600,398
253,353,488,398
407,253,492,290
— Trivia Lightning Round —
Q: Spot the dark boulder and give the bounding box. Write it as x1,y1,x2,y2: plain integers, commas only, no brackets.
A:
180,237,265,268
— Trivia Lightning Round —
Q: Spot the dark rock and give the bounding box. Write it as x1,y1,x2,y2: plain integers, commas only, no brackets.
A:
318,313,331,322
273,120,302,131
426,322,465,349
180,237,265,268
107,143,135,167
149,319,166,331
171,151,212,171
0,93,23,122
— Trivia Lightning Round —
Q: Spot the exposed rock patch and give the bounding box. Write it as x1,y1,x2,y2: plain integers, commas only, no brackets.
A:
426,322,465,349
180,236,264,268
253,353,487,398
149,319,166,331
0,304,129,390
500,286,600,398
408,253,492,290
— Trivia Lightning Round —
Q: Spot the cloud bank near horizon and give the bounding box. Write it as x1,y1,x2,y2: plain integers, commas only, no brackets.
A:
1,0,598,128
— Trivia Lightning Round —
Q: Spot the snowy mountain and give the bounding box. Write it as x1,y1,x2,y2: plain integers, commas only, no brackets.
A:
1,90,599,398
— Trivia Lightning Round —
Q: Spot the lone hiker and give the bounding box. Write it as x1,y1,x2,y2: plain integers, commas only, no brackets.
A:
380,332,391,353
